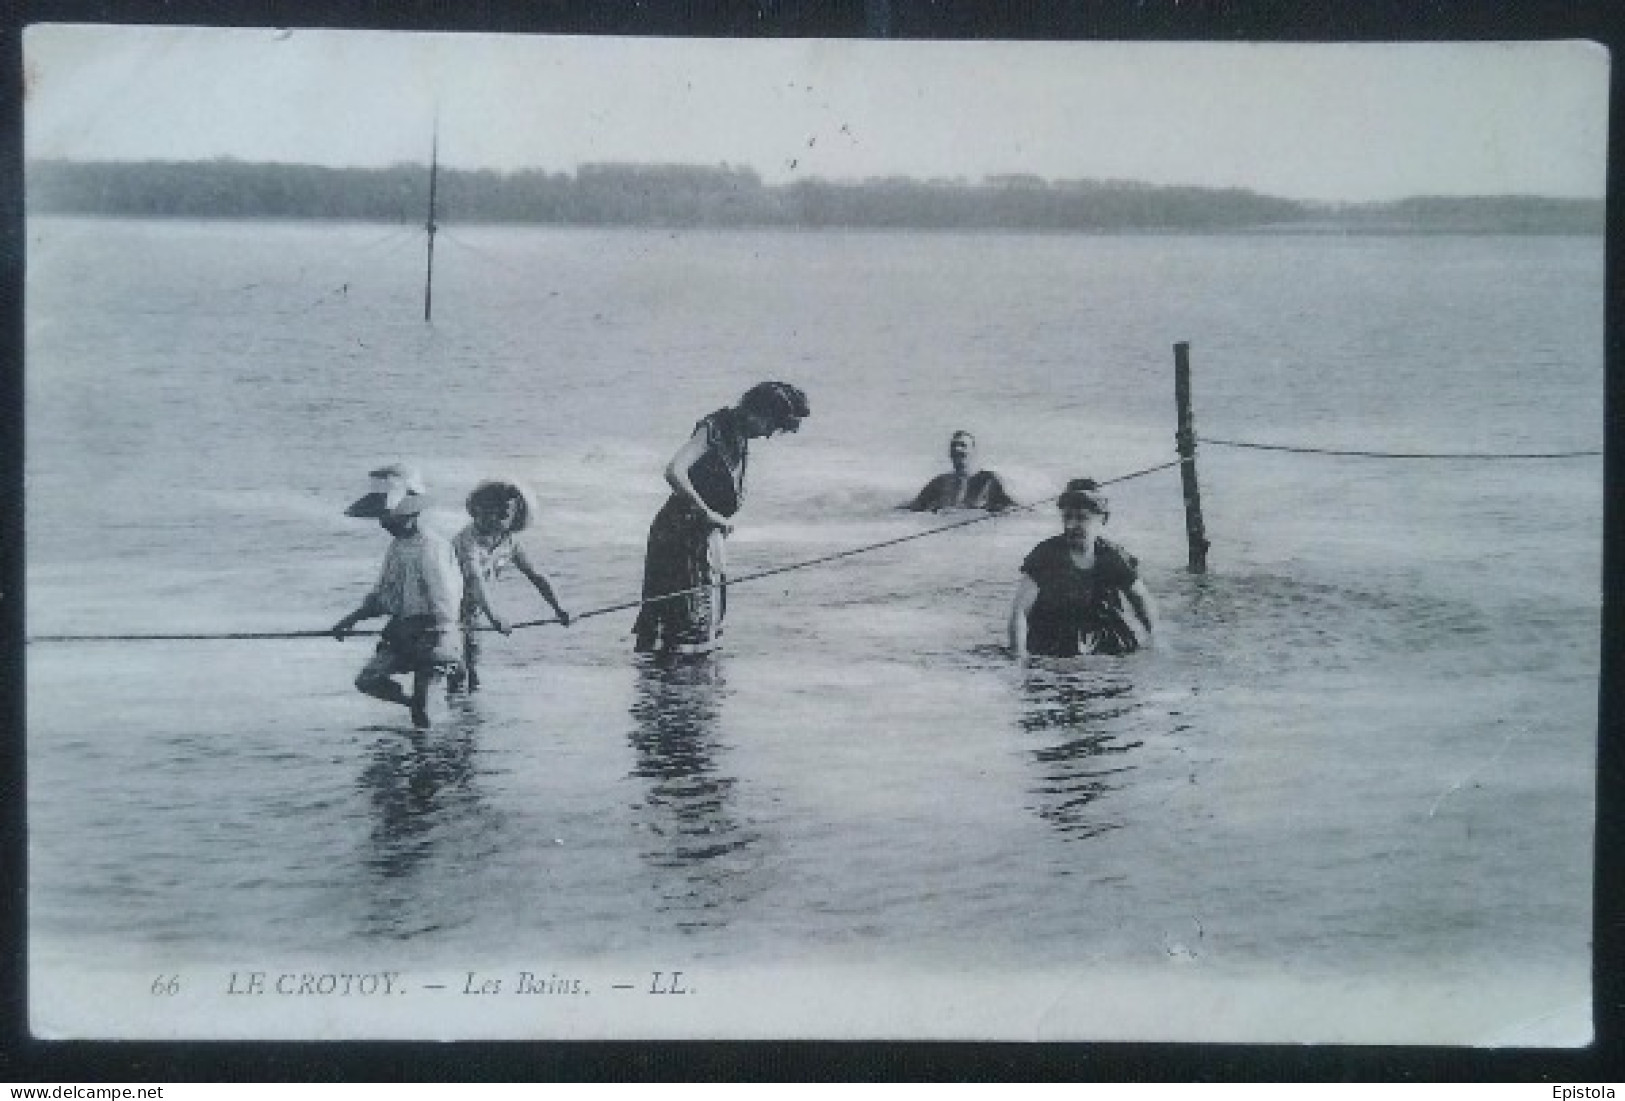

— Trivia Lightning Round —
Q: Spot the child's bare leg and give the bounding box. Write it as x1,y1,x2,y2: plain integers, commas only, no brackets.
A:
465,630,481,692
409,667,442,728
448,630,479,693
446,629,467,693
356,671,411,707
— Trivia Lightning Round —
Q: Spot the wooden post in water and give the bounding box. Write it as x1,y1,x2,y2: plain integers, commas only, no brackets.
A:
423,127,439,323
1173,341,1210,573
865,0,893,35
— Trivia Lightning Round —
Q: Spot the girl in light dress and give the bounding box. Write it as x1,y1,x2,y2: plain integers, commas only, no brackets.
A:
449,479,573,692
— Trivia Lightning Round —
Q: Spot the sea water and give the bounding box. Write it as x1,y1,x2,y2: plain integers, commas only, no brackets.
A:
24,219,1603,1042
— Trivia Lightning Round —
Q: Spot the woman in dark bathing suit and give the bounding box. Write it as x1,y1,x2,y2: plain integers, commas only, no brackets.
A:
633,381,810,654
1008,478,1158,658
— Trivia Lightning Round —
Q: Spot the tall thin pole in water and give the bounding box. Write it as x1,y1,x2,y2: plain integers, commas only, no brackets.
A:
865,0,893,35
423,123,439,323
1174,341,1211,573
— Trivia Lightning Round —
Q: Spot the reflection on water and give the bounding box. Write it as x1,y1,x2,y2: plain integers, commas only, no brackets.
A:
1019,665,1142,840
627,656,763,932
354,715,493,938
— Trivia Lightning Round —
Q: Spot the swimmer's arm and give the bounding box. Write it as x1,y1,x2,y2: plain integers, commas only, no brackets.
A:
665,428,733,532
898,476,942,511
1008,575,1039,658
986,474,1017,512
331,592,384,637
1126,578,1159,646
512,543,572,626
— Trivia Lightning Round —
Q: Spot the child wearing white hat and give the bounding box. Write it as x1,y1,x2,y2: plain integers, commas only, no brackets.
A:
332,473,463,728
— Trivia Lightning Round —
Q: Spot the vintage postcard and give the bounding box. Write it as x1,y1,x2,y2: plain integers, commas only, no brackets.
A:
22,25,1608,1043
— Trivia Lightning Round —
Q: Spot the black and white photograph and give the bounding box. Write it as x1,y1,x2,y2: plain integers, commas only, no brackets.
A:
20,24,1608,1045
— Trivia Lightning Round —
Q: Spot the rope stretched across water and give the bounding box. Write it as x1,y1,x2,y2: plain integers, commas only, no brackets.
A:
504,457,1184,630
27,459,1183,644
1199,436,1601,460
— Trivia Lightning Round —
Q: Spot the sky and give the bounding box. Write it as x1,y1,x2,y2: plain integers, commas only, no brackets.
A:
22,25,1611,203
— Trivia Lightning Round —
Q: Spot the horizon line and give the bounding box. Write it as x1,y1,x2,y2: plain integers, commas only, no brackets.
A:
21,155,1608,208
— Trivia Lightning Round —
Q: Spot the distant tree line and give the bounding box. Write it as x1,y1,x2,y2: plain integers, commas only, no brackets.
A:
25,158,1604,234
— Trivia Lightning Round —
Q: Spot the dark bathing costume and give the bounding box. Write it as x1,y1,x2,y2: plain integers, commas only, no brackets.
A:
908,470,1015,512
1019,534,1147,657
632,408,748,652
